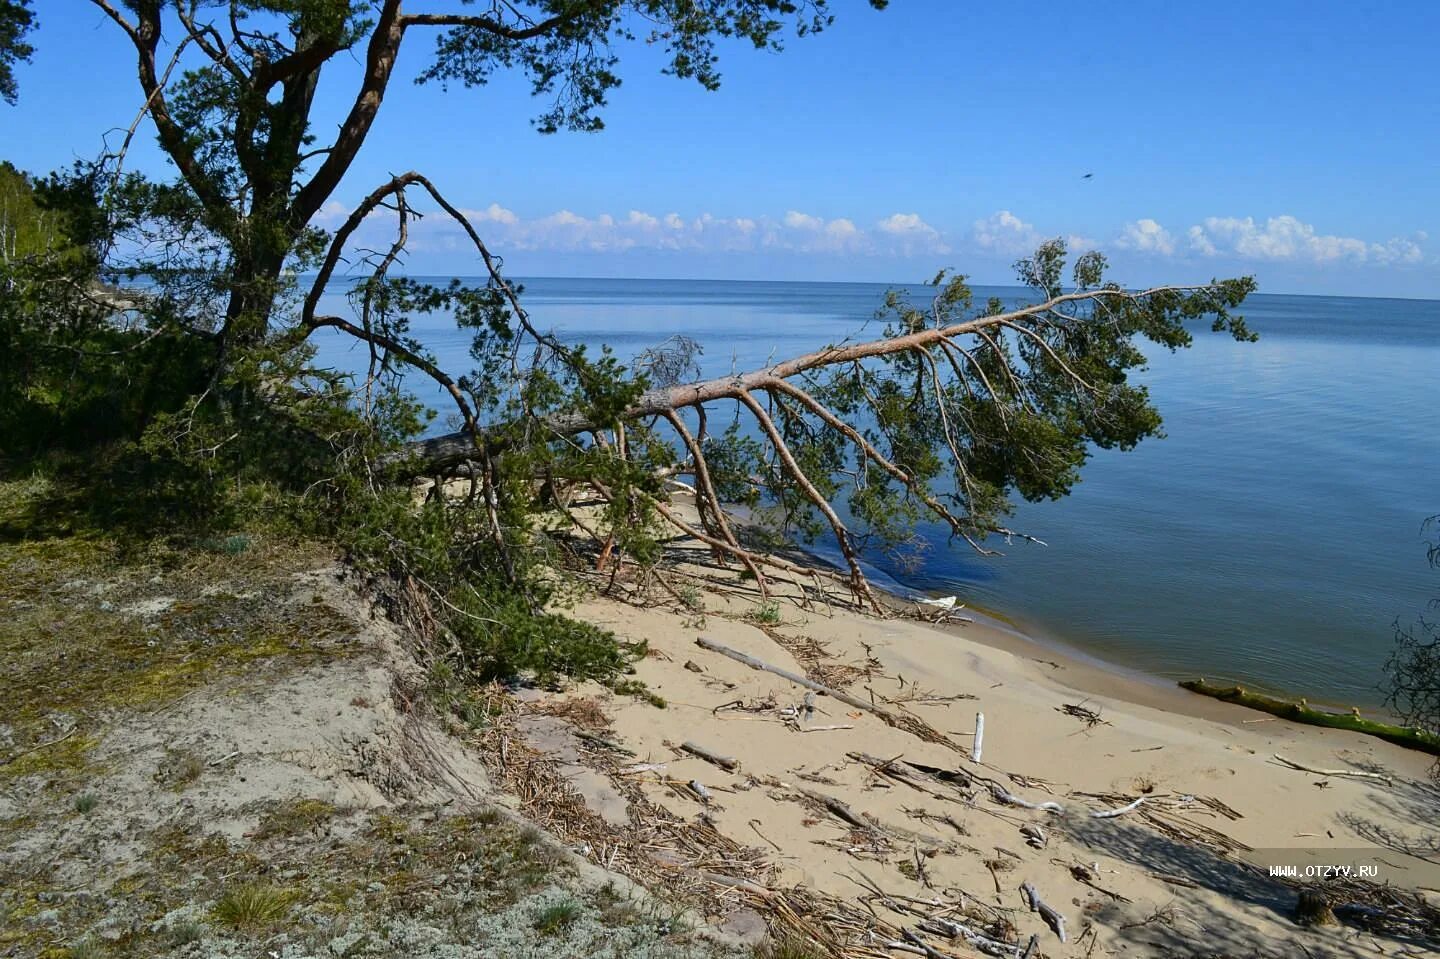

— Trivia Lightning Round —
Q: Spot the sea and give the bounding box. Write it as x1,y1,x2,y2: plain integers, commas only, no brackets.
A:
310,276,1440,708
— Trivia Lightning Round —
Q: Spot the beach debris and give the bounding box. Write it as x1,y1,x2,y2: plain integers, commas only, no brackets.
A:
1021,881,1068,942
1019,823,1047,849
1068,862,1131,902
573,730,636,756
748,819,783,852
1181,679,1440,755
686,779,714,804
1271,754,1393,785
848,752,971,802
797,786,873,831
917,595,975,624
1090,795,1147,819
680,740,739,771
972,711,985,763
683,659,705,673
988,781,1064,814
870,677,978,706
1294,888,1338,927
711,695,778,717
1057,701,1111,728
695,636,958,749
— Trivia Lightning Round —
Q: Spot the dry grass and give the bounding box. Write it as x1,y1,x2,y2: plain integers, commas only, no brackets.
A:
531,696,612,731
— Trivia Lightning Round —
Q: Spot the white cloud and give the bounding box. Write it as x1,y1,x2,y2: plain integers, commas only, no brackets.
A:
376,204,941,257
1186,224,1216,256
314,199,351,226
877,212,927,235
971,210,1044,255
1116,218,1176,256
783,210,824,231
469,202,518,225
1186,215,1424,265
874,212,949,255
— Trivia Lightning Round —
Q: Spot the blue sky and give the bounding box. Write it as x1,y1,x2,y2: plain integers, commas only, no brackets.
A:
4,1,1438,296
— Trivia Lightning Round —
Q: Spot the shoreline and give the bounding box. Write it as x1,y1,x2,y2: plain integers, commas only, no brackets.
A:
542,531,1440,956
780,527,1413,736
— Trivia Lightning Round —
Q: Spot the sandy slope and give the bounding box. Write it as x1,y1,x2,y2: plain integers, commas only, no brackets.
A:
525,546,1440,958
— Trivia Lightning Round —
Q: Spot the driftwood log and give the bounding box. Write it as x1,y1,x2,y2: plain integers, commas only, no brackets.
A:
1021,881,1068,942
1180,680,1440,755
694,637,958,749
681,741,739,771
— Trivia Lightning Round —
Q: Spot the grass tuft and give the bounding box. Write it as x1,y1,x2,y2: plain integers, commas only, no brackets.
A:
747,600,782,625
532,896,582,936
211,882,297,929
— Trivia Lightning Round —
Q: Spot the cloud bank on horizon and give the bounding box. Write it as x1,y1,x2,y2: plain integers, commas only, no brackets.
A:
324,200,1432,285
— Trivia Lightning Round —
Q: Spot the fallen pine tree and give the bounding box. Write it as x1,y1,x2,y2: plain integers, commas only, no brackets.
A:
1179,679,1440,756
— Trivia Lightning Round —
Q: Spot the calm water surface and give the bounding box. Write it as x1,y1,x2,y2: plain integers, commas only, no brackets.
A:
313,278,1440,706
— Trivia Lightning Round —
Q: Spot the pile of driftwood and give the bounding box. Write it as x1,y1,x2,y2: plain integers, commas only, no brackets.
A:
475,627,1440,959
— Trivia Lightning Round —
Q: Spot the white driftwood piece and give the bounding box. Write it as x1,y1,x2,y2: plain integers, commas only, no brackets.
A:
1021,881,1068,942
916,917,1014,956
988,781,1064,814
1272,754,1393,785
1091,795,1147,818
972,711,985,763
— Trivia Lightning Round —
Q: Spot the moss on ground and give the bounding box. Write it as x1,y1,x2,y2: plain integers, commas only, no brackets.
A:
0,474,345,791
2,797,736,958
0,475,753,959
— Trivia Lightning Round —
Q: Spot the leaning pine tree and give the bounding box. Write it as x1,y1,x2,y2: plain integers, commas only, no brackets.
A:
3,2,1255,684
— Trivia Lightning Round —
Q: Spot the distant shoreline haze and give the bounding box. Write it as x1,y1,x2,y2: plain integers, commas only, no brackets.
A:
309,277,1440,708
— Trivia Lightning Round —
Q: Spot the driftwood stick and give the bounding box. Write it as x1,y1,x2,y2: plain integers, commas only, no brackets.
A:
699,871,776,899
1090,795,1147,819
972,711,985,763
849,752,967,802
898,930,948,959
1271,754,1393,786
989,782,1064,814
574,730,636,756
916,917,1014,957
687,779,713,803
798,786,872,830
681,741,739,771
1021,881,1067,942
1019,933,1039,959
695,637,954,747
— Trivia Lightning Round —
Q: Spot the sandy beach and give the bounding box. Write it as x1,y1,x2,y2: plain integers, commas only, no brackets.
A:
500,512,1440,958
